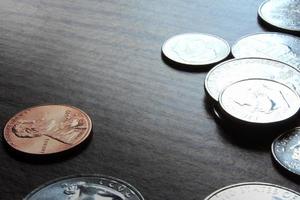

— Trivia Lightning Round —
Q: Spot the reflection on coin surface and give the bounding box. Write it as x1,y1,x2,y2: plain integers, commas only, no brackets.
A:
205,58,300,102
204,182,300,200
258,0,300,32
162,33,230,66
232,33,300,70
24,175,144,200
219,79,300,124
212,107,222,121
4,105,92,155
272,127,300,175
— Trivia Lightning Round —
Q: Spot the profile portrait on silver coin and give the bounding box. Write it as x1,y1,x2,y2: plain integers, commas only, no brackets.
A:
63,182,124,200
172,37,217,62
291,143,300,161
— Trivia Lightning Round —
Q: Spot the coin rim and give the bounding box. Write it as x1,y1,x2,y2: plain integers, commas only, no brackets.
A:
218,78,300,124
3,104,93,155
231,32,300,59
271,127,300,176
161,33,231,66
23,174,145,200
204,57,300,102
258,0,300,32
204,182,300,200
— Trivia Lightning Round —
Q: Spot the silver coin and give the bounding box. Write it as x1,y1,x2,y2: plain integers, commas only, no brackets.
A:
162,33,230,66
231,32,300,70
24,175,144,200
272,127,300,176
204,182,300,200
258,0,300,32
205,58,300,102
219,79,300,124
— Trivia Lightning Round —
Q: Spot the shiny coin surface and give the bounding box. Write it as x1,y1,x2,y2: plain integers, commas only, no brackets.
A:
219,79,300,124
204,182,300,200
232,32,300,70
4,105,92,155
258,0,300,32
272,127,300,176
205,58,300,102
162,33,230,66
24,175,144,200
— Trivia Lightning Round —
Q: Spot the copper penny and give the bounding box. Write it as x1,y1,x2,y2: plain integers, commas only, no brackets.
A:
4,105,92,155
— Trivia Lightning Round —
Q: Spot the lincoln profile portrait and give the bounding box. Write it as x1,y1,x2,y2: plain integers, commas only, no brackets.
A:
11,110,87,145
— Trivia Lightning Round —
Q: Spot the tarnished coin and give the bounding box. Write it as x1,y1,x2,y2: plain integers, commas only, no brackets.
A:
205,58,300,102
4,105,92,155
258,0,300,33
231,32,300,70
219,79,300,124
162,33,230,66
272,127,300,176
204,182,300,200
24,175,144,200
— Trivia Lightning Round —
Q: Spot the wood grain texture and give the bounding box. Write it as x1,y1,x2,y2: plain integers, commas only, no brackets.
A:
0,0,299,199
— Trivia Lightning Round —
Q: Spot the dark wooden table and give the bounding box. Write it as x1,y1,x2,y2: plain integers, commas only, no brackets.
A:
0,0,299,199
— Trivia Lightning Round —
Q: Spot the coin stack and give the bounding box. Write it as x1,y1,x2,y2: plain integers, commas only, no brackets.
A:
161,0,300,197
205,58,300,134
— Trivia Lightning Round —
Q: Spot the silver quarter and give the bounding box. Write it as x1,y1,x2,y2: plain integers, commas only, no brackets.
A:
231,32,300,70
219,79,300,124
272,127,300,176
162,33,230,66
205,58,300,102
24,175,144,200
258,0,300,32
204,182,300,200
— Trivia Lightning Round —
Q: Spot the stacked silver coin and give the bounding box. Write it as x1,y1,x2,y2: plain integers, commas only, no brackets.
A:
205,58,300,131
203,50,300,175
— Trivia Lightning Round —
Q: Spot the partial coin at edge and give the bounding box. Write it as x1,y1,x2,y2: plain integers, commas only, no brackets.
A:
272,127,300,176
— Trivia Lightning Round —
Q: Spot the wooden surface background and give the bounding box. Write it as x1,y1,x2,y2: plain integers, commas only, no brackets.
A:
0,0,299,199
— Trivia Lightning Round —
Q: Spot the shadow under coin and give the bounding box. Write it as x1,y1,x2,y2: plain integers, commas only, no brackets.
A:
2,130,93,164
161,52,230,73
204,95,218,117
257,16,300,37
211,106,297,151
271,156,300,184
216,124,278,152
